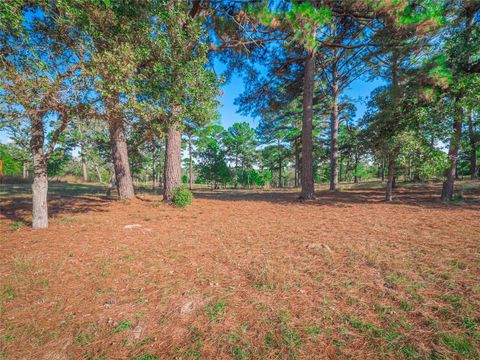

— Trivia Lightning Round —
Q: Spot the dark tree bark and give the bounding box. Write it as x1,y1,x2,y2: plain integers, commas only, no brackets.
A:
30,115,48,229
329,67,339,191
300,48,316,199
108,115,135,200
385,158,395,202
164,125,182,202
442,110,463,201
468,109,477,179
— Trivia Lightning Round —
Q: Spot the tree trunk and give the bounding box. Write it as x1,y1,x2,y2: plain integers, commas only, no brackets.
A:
152,147,156,188
158,141,164,190
277,139,282,188
468,109,477,179
354,150,359,183
109,116,135,200
329,68,339,191
30,115,48,229
81,151,88,182
385,158,395,202
381,159,385,182
234,153,238,188
23,161,28,179
187,135,193,190
294,140,300,187
442,110,462,201
164,125,182,202
300,47,316,199
95,165,103,183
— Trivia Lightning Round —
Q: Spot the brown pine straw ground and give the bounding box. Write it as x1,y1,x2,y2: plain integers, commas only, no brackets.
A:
1,182,480,359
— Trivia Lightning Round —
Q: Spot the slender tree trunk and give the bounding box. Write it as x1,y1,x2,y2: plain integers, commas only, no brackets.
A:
95,165,103,183
294,140,300,187
81,150,88,182
23,161,28,179
164,125,182,202
152,147,156,188
354,150,359,183
381,159,385,182
277,138,282,188
301,47,316,199
188,135,193,190
468,109,477,179
158,141,164,190
386,158,395,202
442,110,463,201
329,68,339,191
338,153,342,182
30,115,48,229
108,115,135,200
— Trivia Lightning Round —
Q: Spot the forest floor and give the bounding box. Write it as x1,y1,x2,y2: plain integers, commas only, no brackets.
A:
1,181,480,359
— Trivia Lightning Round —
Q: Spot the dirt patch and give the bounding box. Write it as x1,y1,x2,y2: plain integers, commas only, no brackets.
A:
1,184,479,359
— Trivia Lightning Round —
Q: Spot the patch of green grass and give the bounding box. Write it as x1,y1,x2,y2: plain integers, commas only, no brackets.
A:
205,301,227,322
441,334,475,356
264,310,303,357
385,272,408,285
133,354,158,360
232,347,249,360
400,301,414,312
343,315,378,337
449,259,467,270
3,335,14,343
438,294,463,309
0,286,17,304
114,319,133,333
73,324,97,347
10,221,26,231
180,326,203,359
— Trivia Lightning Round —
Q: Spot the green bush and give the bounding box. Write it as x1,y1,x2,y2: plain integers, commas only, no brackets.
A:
172,185,193,207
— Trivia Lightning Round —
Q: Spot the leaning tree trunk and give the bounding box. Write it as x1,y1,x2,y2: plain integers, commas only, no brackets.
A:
109,116,135,200
30,116,48,229
468,109,477,179
385,158,395,202
164,125,182,202
442,111,463,201
329,68,339,191
300,47,316,199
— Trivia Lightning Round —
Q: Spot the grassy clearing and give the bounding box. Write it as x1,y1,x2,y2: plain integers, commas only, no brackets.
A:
1,181,479,358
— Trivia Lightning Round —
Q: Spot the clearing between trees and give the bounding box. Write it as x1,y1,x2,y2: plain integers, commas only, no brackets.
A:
1,182,479,359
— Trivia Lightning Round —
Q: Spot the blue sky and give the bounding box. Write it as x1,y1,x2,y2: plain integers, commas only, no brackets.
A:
216,68,384,130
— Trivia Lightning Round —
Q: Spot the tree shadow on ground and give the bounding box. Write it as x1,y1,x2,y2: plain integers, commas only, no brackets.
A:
193,184,480,210
0,195,113,225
